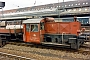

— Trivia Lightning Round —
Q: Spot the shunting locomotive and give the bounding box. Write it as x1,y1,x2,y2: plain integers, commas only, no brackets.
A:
22,17,85,49
0,17,87,49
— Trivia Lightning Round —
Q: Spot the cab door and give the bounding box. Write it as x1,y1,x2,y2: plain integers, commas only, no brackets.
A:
25,24,30,42
40,22,45,42
30,24,40,44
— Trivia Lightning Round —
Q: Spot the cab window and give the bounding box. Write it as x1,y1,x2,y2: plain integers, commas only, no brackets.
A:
31,24,38,32
26,24,30,32
40,22,44,30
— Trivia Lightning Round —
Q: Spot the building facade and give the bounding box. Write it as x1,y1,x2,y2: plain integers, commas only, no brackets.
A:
0,0,90,24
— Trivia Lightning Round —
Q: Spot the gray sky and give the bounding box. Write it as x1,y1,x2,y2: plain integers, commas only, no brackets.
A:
0,0,75,10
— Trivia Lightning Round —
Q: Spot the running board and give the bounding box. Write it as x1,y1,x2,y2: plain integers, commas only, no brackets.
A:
41,42,70,47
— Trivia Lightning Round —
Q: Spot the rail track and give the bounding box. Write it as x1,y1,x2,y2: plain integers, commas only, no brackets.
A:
0,52,35,60
0,42,90,60
6,41,90,55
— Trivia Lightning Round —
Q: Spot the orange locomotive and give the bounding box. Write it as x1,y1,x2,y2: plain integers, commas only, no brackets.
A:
23,17,84,49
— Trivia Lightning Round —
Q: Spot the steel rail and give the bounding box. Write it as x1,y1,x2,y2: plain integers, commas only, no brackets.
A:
0,52,35,60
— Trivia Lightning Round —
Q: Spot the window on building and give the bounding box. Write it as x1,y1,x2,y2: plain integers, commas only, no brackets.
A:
65,5,67,7
76,4,77,5
85,8,88,11
79,8,81,11
71,4,73,6
73,9,76,11
68,9,71,12
86,2,88,4
78,3,80,5
83,3,85,5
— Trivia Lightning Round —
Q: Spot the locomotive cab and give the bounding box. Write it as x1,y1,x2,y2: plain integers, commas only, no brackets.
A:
23,17,54,44
23,18,45,44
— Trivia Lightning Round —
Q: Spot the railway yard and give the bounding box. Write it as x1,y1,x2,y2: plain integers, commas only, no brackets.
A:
0,18,89,60
0,0,90,60
0,20,90,60
0,41,90,60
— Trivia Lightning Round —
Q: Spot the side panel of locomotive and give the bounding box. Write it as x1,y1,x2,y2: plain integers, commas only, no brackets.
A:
43,21,82,49
45,22,81,35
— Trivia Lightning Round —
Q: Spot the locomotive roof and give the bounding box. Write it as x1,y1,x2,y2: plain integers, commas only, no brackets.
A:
23,18,43,24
